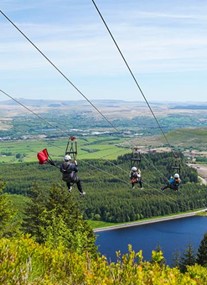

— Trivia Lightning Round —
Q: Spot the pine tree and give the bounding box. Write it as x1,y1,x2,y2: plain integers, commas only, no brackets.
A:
22,184,97,255
0,180,18,237
178,244,196,272
172,250,181,268
196,233,207,267
21,183,48,242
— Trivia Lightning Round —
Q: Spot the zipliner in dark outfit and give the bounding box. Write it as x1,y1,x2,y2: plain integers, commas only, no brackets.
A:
60,155,85,196
161,173,181,191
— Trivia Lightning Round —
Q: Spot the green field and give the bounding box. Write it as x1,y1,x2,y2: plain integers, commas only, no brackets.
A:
166,128,207,149
1,127,207,164
0,136,130,163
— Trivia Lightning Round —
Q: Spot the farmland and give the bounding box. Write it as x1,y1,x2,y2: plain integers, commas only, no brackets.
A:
1,99,207,163
0,136,128,163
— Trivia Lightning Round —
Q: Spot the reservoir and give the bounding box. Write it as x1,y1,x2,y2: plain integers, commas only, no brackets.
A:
95,216,207,265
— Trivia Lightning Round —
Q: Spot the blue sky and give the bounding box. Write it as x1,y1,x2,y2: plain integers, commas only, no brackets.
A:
1,0,207,102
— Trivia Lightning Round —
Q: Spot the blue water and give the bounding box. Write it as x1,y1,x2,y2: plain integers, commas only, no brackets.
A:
95,216,207,265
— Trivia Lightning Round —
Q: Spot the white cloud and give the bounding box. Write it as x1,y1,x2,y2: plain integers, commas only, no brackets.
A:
0,0,207,101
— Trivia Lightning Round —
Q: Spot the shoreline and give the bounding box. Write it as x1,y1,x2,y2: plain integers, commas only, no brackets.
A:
93,208,207,233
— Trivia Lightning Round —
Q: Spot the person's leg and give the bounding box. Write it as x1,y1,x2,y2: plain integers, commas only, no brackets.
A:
161,184,169,191
139,180,143,188
66,182,72,192
76,178,85,195
172,185,179,191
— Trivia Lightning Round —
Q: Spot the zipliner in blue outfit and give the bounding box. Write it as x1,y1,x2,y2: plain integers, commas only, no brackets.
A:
161,173,181,191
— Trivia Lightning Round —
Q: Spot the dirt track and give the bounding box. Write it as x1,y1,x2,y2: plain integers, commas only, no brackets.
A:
188,163,207,184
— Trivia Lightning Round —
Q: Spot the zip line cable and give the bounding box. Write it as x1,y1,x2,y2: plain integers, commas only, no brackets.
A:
0,11,196,198
79,149,130,174
141,154,169,183
0,8,168,183
0,89,132,185
56,138,169,193
0,8,176,162
0,8,181,153
0,87,172,190
0,10,179,187
0,89,128,176
91,0,177,158
0,9,119,133
0,88,135,182
0,89,119,154
81,160,129,186
0,88,128,171
85,157,169,194
0,92,176,194
0,89,65,138
80,148,172,194
0,88,131,165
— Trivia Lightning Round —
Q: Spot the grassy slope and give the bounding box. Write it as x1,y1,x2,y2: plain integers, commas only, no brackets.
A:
166,128,207,149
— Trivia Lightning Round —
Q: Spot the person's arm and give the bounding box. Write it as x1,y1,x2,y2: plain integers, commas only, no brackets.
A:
72,164,78,172
169,177,174,184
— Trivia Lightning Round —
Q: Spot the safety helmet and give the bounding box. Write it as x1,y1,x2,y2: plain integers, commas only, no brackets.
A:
131,166,137,172
64,155,71,161
174,173,180,179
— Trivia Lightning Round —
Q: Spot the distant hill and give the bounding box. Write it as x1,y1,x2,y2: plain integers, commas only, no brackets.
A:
172,104,207,110
1,98,86,107
0,98,161,108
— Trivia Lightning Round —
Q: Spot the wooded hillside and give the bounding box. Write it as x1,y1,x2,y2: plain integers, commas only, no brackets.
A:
1,152,206,223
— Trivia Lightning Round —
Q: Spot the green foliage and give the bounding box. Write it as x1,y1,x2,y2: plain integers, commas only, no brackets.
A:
0,180,19,238
8,194,30,220
174,235,207,273
151,245,166,266
1,152,206,224
197,233,207,267
0,237,207,284
22,184,97,255
1,160,207,283
177,244,197,272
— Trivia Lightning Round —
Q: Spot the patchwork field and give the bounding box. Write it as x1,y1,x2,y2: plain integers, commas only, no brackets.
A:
1,99,207,163
0,136,129,163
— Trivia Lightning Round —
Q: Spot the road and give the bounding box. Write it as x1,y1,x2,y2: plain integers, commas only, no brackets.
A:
94,209,207,233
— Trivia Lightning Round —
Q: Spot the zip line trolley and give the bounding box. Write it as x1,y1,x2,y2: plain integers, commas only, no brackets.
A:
65,136,77,160
131,147,141,168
